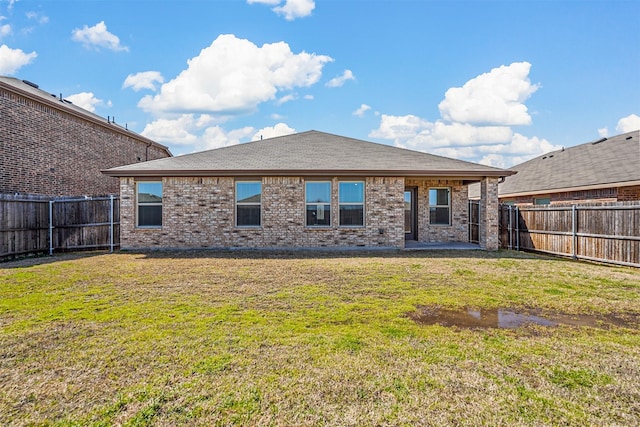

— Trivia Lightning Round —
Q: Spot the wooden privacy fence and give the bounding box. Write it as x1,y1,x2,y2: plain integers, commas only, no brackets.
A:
0,194,120,260
500,202,640,268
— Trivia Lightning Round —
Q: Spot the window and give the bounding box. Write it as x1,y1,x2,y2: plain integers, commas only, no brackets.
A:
534,197,551,205
306,181,331,226
236,181,261,227
339,181,364,226
137,182,162,227
429,188,450,225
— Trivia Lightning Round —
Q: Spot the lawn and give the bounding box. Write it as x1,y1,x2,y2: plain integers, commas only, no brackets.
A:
1,250,639,426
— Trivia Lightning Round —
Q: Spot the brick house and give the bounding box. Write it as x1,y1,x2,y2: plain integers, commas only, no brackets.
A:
104,131,513,250
0,76,171,197
490,130,640,205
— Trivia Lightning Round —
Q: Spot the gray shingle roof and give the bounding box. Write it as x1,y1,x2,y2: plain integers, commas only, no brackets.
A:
499,130,640,197
103,130,513,178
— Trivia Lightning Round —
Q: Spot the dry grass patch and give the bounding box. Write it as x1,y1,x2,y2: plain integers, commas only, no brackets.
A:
1,250,639,426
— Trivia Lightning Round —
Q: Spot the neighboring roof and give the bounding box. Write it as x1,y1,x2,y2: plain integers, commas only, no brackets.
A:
103,130,513,178
0,76,172,157
499,130,640,197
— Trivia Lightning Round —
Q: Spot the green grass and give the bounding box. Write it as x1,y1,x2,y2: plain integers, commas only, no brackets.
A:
1,250,639,426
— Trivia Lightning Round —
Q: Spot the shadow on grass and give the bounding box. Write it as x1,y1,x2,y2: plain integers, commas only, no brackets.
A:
127,247,561,262
0,251,109,269
1,247,579,268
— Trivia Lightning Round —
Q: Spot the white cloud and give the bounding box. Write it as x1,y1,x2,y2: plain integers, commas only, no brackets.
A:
248,0,315,20
201,126,255,150
0,23,11,38
370,114,560,168
370,62,560,168
247,0,280,5
141,114,260,152
274,0,315,21
369,114,432,141
71,21,128,52
353,104,371,117
598,127,609,138
326,69,355,88
123,71,164,91
252,123,295,141
65,92,102,112
141,115,202,146
0,44,36,74
26,11,48,24
276,93,297,105
438,62,539,126
137,34,332,115
616,114,640,133
371,115,513,149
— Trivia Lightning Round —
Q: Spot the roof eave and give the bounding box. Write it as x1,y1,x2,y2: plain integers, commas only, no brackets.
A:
102,168,515,178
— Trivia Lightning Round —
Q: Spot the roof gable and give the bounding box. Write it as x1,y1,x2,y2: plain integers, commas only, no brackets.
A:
104,130,512,178
500,130,640,196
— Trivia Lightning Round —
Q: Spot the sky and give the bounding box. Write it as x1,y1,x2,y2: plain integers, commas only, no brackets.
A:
1,0,639,168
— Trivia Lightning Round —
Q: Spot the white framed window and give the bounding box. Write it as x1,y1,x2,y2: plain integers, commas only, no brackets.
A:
306,181,331,227
236,181,261,227
339,181,364,226
137,181,163,227
429,187,450,225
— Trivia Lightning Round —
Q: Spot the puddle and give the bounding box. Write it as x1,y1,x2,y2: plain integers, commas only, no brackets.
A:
408,306,637,330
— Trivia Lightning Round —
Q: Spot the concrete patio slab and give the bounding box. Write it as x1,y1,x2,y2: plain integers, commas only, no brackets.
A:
404,241,481,250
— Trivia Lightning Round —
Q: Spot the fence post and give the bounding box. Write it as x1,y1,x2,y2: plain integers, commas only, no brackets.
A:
515,206,520,251
511,205,515,250
572,204,577,259
109,195,114,253
49,200,54,256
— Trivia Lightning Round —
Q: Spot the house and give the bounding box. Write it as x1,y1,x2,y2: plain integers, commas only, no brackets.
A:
478,130,640,206
0,76,171,197
103,130,514,250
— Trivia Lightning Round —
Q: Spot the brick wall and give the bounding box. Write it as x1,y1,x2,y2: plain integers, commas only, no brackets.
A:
617,185,640,202
405,178,469,243
480,177,499,250
1,85,169,197
504,186,640,205
120,176,406,249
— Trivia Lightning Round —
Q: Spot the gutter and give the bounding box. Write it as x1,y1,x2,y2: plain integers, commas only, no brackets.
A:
102,168,517,178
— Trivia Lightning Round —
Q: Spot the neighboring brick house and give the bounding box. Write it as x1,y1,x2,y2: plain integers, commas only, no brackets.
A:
0,76,171,197
103,131,513,250
491,130,640,206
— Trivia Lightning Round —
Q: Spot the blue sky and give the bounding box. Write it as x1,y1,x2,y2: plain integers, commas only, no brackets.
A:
1,0,638,167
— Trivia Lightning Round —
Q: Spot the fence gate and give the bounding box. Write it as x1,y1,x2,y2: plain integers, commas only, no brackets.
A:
468,200,480,244
1,194,120,260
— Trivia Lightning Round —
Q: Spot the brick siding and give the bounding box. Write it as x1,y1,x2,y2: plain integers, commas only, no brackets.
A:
479,177,500,250
617,185,640,202
405,178,469,243
505,186,640,205
120,176,483,250
120,176,407,249
1,85,169,197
